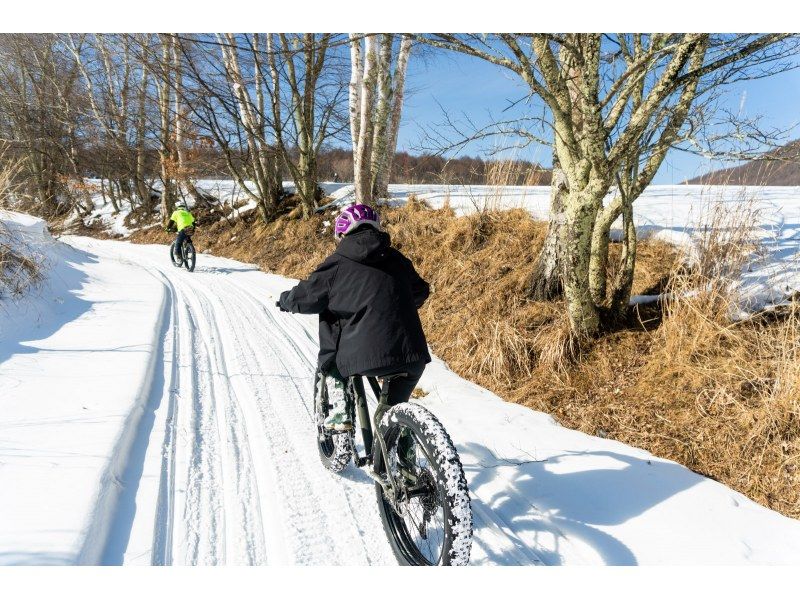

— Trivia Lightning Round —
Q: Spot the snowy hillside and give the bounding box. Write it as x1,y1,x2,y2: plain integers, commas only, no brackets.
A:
77,181,800,316
3,210,800,565
328,183,800,315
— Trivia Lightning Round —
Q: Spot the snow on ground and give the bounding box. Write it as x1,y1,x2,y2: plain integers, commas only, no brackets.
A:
328,183,800,314
77,180,800,315
2,213,800,565
75,179,351,236
0,212,165,564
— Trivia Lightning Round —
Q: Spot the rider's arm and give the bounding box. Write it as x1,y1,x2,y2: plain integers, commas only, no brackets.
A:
278,257,339,314
400,254,430,309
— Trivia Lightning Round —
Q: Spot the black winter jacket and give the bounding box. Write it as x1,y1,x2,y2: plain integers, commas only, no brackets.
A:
278,227,431,377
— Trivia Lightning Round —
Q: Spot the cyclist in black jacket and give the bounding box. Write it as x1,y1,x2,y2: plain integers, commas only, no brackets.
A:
278,204,430,432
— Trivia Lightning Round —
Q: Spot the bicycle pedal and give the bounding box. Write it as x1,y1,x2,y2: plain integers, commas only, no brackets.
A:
324,422,354,432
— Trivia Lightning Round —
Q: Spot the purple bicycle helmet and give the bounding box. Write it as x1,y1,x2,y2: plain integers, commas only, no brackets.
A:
334,203,380,239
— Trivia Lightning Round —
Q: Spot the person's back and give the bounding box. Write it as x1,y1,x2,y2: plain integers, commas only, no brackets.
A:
278,204,430,431
166,203,196,253
168,204,195,232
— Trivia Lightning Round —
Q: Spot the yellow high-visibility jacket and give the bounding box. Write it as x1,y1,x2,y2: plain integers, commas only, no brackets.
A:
170,208,195,231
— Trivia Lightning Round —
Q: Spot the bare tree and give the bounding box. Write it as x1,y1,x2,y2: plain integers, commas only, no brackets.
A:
349,33,412,203
267,33,348,217
176,34,283,222
424,33,798,336
0,34,81,216
67,34,156,214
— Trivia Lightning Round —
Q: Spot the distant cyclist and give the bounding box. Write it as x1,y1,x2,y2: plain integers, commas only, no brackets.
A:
277,204,431,432
165,201,195,254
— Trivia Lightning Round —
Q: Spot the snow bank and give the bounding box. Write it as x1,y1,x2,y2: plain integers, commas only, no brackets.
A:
0,210,54,309
0,223,167,564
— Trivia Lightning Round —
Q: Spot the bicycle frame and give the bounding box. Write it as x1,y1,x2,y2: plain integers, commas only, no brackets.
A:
345,374,402,501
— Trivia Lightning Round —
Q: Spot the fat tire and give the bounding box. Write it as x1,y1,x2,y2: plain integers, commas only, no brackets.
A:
374,402,472,566
170,241,182,267
183,239,196,272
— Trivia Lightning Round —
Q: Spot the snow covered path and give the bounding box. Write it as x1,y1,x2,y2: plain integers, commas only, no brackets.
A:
72,239,400,566
4,228,800,565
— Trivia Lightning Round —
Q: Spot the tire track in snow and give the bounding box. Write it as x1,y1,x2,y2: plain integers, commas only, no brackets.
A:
190,277,394,564
225,277,547,566
171,283,226,564
73,242,402,565
178,277,266,564
149,272,180,566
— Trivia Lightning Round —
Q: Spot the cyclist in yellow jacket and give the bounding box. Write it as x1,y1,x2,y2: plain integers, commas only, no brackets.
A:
165,202,196,256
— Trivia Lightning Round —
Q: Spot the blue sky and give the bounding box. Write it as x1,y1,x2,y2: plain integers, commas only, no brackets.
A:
394,49,800,184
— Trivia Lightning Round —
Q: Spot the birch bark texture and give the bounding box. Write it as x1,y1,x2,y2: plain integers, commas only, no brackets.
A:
349,33,412,204
424,33,794,336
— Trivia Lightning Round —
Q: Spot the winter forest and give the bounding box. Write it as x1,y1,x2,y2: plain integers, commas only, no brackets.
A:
3,30,800,573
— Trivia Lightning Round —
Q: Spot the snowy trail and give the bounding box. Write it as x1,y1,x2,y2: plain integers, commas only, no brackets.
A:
87,241,399,565
54,236,549,566
5,223,800,565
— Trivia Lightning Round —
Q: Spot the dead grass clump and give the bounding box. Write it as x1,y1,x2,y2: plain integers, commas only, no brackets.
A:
628,198,800,516
0,221,44,299
636,299,800,515
530,309,584,372
656,197,763,378
384,207,554,389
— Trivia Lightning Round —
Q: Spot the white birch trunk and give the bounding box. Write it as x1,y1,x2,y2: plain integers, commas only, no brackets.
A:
377,34,411,198
157,34,175,220
348,34,363,159
354,34,379,204
369,34,393,198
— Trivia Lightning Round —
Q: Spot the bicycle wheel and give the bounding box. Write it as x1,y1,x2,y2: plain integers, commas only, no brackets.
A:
183,239,196,272
374,403,472,566
170,241,183,267
313,370,353,473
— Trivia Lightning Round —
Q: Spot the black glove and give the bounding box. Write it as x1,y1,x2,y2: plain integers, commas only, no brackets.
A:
275,300,285,312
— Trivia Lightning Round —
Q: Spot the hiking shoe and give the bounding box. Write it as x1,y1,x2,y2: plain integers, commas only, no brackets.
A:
323,379,353,432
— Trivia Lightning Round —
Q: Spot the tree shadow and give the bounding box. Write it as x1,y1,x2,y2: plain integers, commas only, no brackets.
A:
0,244,96,367
461,443,704,565
0,550,75,565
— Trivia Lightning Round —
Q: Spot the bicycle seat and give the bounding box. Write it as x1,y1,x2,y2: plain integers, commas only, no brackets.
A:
378,372,409,383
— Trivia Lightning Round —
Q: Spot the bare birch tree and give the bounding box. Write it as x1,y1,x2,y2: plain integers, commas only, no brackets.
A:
424,33,798,336
349,33,413,203
0,35,81,216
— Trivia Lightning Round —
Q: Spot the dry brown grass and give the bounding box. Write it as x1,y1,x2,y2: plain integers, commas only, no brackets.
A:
1,156,44,300
514,197,800,518
0,220,44,299
628,200,800,515
120,196,800,519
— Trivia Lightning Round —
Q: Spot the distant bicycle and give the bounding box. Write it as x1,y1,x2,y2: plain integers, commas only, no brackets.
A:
312,366,473,566
170,225,196,272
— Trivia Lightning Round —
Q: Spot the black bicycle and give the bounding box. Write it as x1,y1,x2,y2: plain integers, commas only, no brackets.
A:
169,226,196,272
313,367,473,566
